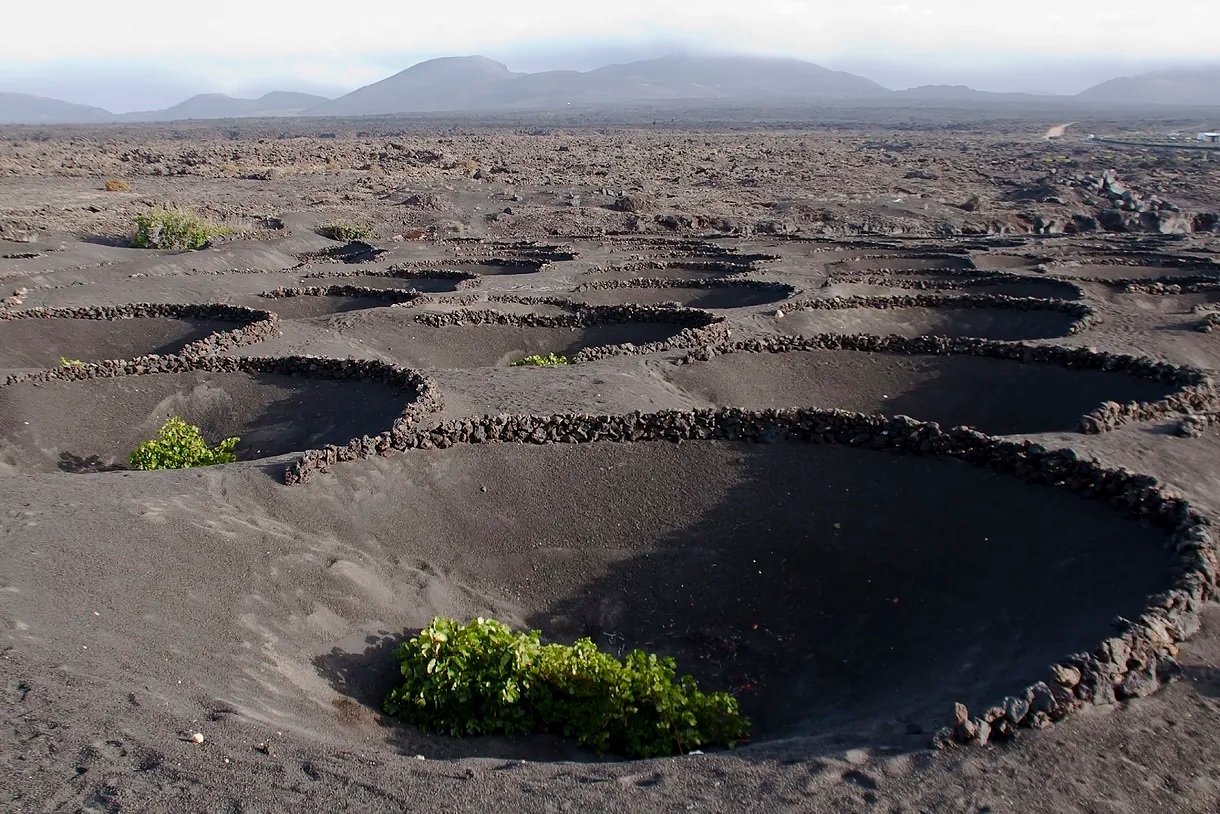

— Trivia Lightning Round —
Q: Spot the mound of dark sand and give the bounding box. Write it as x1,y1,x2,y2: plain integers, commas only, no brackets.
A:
0,315,244,370
0,440,1171,771
664,350,1175,434
0,369,412,475
320,310,687,368
779,305,1079,340
575,283,790,309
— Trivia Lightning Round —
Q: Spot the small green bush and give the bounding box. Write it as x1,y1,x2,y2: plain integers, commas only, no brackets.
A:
384,616,749,758
317,220,375,241
132,209,230,250
59,357,85,369
510,353,569,367
129,417,238,471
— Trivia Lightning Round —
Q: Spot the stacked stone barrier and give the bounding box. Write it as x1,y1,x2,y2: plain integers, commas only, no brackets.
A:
676,333,1216,434
280,404,1216,750
407,303,730,362
1,353,439,436
0,303,280,359
260,285,421,305
395,293,578,310
573,277,797,300
825,270,1084,297
783,293,1100,335
588,259,761,275
302,266,482,290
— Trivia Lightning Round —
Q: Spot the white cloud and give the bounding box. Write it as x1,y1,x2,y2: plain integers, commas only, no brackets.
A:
2,0,1217,65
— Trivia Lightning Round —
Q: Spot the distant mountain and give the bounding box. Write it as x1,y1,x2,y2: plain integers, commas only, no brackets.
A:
308,56,519,116
120,91,330,122
6,57,1220,125
1078,67,1220,106
306,53,887,116
0,91,113,124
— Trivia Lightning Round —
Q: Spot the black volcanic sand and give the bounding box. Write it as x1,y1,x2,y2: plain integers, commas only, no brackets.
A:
595,263,752,281
0,441,1172,766
0,370,411,475
447,262,542,276
664,350,1175,435
779,306,1079,340
330,310,686,367
247,294,396,319
575,285,790,309
970,254,1037,271
0,316,244,369
307,274,466,293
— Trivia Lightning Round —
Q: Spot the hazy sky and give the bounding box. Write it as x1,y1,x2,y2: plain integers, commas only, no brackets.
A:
2,1,1216,110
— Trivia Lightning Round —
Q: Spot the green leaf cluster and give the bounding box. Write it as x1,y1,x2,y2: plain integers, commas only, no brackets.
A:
129,416,239,471
317,220,375,241
132,209,231,250
384,616,749,758
58,357,86,369
510,353,569,367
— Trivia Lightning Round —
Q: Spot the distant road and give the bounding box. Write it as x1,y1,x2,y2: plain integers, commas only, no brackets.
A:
1044,122,1076,140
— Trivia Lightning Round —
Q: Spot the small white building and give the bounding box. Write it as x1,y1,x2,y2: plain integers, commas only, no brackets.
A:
1197,132,1220,143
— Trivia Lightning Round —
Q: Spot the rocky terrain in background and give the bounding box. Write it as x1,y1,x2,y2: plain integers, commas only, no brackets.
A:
0,113,1217,242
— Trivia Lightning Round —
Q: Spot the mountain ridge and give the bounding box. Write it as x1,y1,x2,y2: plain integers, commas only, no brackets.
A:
4,57,1220,125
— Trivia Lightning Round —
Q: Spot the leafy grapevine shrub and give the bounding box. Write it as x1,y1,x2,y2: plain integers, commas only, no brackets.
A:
317,220,375,241
384,617,749,758
132,209,230,250
59,357,85,369
510,353,569,367
129,417,238,470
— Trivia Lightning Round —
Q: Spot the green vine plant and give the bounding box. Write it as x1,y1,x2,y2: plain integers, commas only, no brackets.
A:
58,357,86,369
317,220,375,241
132,208,232,250
384,616,750,759
129,417,239,471
510,353,570,367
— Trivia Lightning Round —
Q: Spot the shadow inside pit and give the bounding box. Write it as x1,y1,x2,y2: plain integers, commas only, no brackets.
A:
0,370,412,476
0,317,246,370
520,443,1173,757
308,275,463,294
254,295,393,320
57,452,125,473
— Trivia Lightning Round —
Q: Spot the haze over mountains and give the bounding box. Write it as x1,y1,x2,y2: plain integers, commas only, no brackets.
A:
3,54,1219,125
